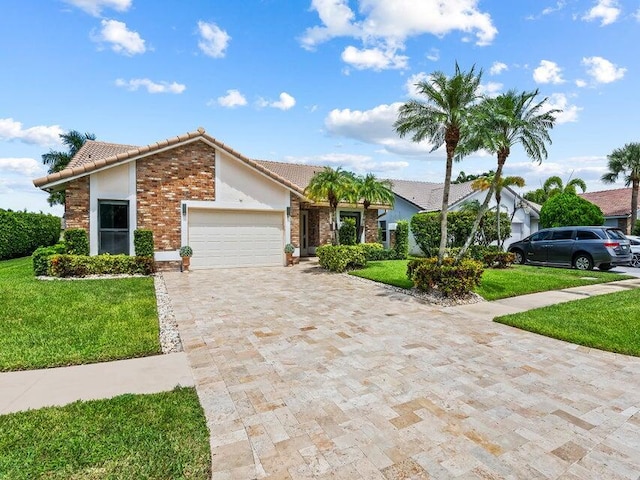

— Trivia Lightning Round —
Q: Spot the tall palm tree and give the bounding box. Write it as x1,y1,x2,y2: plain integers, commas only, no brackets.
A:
456,89,559,259
543,175,587,197
41,130,96,206
355,173,395,241
601,142,640,233
305,167,357,244
394,63,482,263
472,174,526,247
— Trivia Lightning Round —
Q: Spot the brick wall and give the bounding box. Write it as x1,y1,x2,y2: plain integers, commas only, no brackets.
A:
318,208,333,245
290,193,300,248
137,140,215,251
364,209,378,243
65,176,90,231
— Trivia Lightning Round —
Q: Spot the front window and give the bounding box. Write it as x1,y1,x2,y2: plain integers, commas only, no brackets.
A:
98,200,129,254
379,220,387,242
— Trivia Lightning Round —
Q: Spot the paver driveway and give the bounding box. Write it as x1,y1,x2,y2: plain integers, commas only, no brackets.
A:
163,262,640,480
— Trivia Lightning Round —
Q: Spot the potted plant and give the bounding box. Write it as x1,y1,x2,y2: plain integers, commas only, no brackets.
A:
284,243,295,266
179,245,193,271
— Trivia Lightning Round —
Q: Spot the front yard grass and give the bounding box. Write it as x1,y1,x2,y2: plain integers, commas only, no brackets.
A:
0,257,160,372
495,289,640,356
349,260,632,300
0,387,211,479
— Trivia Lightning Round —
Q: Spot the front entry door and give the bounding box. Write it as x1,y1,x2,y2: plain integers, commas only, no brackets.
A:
300,210,309,256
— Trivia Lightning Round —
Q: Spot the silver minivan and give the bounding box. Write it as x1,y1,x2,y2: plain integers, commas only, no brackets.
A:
508,226,632,270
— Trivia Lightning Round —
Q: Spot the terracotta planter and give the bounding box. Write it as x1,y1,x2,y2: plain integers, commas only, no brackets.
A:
285,252,294,266
181,256,191,271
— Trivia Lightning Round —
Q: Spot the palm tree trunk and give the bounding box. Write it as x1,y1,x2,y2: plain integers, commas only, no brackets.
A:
496,192,501,247
631,178,639,234
438,139,457,264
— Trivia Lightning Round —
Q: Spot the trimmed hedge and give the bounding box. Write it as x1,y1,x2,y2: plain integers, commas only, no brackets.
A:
394,220,409,259
338,217,357,245
63,229,89,256
447,245,512,268
407,257,484,297
32,243,67,276
48,254,155,277
316,245,366,272
134,229,154,257
0,209,61,260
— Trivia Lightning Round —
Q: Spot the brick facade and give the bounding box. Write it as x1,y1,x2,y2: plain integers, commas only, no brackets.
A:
136,141,215,251
364,209,378,243
290,193,300,248
65,176,90,231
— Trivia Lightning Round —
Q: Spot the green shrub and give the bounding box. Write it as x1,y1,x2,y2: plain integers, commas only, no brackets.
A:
32,243,67,276
393,220,409,259
0,209,61,260
540,192,604,228
633,223,640,236
483,251,515,268
410,212,440,256
316,245,366,272
63,228,89,256
338,217,357,245
134,229,154,257
359,242,384,258
408,257,484,297
48,254,155,277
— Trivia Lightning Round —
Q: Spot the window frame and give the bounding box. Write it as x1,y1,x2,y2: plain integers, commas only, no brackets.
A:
98,199,130,255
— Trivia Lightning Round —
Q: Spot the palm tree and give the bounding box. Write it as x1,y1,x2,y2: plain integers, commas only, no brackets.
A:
394,63,482,263
41,130,96,206
305,167,357,244
472,174,526,247
543,175,587,197
601,142,640,233
456,89,559,259
355,173,395,241
453,169,495,184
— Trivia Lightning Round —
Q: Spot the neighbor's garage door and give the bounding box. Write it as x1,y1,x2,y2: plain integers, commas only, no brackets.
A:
188,209,284,269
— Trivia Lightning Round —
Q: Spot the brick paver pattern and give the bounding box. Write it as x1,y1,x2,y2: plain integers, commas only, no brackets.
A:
163,262,640,480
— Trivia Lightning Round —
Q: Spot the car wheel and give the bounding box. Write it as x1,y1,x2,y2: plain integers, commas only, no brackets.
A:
599,263,613,271
632,254,640,268
512,249,525,265
574,254,593,271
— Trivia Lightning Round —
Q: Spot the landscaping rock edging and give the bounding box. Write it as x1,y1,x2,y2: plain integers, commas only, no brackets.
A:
154,274,183,354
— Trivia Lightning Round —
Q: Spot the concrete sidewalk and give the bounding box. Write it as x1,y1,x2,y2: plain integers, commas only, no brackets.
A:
0,352,194,414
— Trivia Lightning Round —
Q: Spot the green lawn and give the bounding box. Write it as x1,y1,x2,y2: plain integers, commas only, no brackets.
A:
0,387,211,479
349,259,632,300
0,257,161,372
495,289,640,356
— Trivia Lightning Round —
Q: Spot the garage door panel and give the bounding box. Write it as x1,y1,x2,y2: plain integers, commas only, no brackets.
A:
188,210,284,269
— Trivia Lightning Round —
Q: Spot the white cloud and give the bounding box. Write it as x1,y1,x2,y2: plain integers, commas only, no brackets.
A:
542,1,566,16
404,72,430,97
341,45,408,71
197,21,230,58
325,102,434,156
282,153,409,175
0,118,63,146
489,61,508,75
115,78,186,94
582,56,626,84
258,92,296,110
94,19,146,55
582,0,621,25
0,158,45,177
635,8,640,21
215,89,247,108
575,79,588,88
512,157,608,194
478,81,503,97
533,60,564,84
300,0,497,71
542,93,582,124
426,48,440,61
63,0,131,16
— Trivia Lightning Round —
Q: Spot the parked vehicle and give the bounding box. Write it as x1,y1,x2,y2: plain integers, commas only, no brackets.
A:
626,235,640,267
508,226,632,271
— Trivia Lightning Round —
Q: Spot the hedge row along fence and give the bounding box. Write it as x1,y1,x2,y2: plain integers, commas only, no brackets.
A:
0,209,61,260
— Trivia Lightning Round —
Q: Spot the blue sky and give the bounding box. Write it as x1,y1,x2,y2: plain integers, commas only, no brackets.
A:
1,0,638,216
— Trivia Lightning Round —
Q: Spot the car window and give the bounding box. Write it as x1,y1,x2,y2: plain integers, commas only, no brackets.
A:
631,239,640,245
551,230,574,240
577,230,600,240
530,231,551,241
606,229,627,240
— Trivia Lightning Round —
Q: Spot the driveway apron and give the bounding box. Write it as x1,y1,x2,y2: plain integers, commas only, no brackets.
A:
163,262,640,480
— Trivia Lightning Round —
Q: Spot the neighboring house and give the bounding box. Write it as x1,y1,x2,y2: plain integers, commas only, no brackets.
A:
33,128,385,269
580,188,639,233
379,180,540,254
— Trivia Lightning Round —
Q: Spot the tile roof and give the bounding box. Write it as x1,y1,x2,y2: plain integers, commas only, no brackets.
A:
580,188,633,217
253,160,325,191
68,141,137,169
390,179,475,211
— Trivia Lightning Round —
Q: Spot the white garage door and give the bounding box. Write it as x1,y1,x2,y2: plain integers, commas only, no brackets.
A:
188,209,284,269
